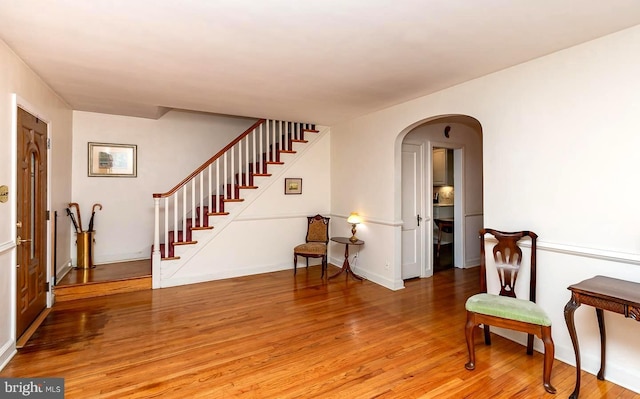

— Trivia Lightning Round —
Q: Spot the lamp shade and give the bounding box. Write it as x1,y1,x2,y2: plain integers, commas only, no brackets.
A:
347,212,362,224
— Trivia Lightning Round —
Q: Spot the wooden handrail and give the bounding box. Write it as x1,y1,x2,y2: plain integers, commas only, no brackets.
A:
153,119,266,198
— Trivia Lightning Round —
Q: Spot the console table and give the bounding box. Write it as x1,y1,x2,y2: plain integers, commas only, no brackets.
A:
564,275,640,399
329,237,364,281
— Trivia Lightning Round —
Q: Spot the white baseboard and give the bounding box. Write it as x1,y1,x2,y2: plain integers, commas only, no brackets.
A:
491,327,640,394
361,270,405,291
464,256,480,268
328,255,403,290
555,340,640,394
93,255,150,265
55,260,72,283
0,339,16,372
161,262,291,288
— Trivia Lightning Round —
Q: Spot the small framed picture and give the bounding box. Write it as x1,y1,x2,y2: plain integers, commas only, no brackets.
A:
88,142,137,177
284,178,302,195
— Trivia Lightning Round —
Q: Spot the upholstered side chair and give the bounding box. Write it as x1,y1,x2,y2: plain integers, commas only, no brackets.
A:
293,215,330,277
464,228,555,394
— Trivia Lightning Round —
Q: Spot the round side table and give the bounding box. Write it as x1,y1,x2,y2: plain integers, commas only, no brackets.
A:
329,237,364,281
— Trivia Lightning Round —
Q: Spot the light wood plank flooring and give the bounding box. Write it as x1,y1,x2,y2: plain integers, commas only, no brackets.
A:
57,259,151,285
2,266,638,398
54,260,151,302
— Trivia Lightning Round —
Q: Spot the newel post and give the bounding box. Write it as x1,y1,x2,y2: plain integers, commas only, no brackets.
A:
152,197,161,288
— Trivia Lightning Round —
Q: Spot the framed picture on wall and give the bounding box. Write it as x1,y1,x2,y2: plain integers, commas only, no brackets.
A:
88,142,137,177
284,178,302,195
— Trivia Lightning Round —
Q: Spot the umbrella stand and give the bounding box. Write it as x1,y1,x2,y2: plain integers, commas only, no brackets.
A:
75,231,95,269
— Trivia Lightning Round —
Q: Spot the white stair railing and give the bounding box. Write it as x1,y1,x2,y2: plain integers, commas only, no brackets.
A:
152,119,314,260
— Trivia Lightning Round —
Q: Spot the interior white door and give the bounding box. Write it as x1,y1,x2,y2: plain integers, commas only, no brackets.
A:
401,143,424,279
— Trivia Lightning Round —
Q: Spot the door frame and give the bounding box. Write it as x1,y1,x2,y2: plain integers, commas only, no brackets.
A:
11,93,52,342
400,137,466,279
429,141,465,271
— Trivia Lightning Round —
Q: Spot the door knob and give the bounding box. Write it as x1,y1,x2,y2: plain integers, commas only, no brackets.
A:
16,236,31,246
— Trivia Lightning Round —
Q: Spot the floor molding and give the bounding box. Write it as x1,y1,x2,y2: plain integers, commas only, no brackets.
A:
16,308,52,349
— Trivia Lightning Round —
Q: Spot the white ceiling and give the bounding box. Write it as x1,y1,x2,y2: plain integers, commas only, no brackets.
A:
1,1,640,124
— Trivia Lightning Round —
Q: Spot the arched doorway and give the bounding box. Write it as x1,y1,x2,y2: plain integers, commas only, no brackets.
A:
400,115,483,279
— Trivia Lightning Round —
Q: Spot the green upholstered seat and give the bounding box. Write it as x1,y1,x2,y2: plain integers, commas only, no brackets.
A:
465,293,551,326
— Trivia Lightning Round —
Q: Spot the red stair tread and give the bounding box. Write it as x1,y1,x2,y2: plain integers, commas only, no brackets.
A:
157,120,316,263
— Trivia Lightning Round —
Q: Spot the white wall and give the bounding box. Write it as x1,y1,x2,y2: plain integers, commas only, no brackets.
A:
331,25,640,392
0,40,73,369
71,110,257,264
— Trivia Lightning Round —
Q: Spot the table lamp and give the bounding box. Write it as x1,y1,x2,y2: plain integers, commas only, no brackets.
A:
347,212,362,243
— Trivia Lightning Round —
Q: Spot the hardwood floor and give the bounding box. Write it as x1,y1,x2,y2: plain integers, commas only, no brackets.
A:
54,260,151,302
2,266,638,398
57,259,151,285
433,243,453,273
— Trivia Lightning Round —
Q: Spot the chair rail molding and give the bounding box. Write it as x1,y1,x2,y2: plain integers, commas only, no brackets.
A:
483,236,640,266
0,240,15,254
331,213,402,227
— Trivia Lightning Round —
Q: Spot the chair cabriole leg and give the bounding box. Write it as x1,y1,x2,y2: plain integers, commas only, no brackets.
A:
542,326,556,394
465,311,476,370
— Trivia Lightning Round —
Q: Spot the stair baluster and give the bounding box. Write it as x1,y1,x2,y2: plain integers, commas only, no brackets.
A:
151,119,317,271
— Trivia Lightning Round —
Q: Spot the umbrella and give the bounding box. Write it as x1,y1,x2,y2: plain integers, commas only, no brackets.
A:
65,207,80,233
68,202,83,232
88,203,102,232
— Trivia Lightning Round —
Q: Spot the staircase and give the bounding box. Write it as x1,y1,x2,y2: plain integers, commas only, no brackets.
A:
151,118,318,287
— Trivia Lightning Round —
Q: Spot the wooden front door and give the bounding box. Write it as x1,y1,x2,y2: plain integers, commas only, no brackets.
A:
16,107,48,339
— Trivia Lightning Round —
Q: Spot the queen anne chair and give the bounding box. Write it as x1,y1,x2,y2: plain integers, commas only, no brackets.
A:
464,229,556,394
293,215,330,277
